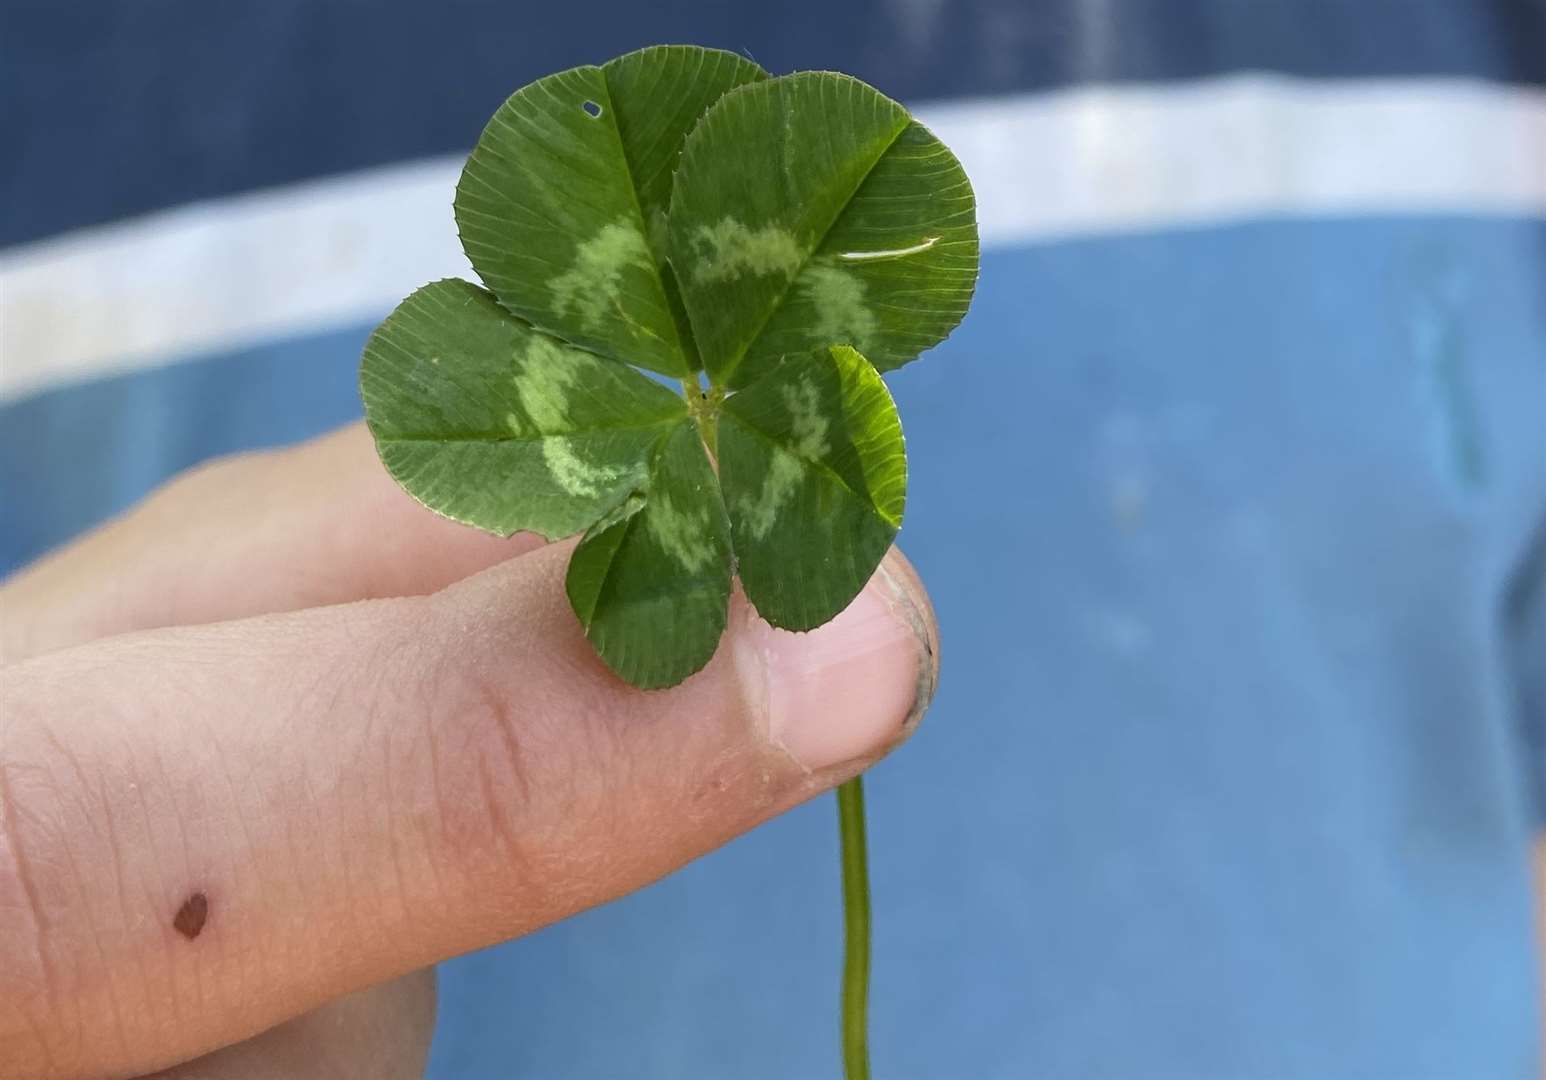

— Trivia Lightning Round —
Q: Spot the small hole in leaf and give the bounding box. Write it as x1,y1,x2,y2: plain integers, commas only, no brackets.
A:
582,100,603,119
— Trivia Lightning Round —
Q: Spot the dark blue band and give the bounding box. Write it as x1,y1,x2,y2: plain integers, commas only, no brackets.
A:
5,0,1544,247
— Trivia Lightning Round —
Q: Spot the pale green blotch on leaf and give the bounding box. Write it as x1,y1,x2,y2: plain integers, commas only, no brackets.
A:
736,373,831,540
800,264,879,355
510,335,585,434
644,485,720,573
511,333,637,499
549,218,655,334
738,449,803,540
687,218,805,285
542,439,628,500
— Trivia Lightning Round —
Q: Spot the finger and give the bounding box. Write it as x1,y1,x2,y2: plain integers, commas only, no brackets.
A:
3,423,455,1076
1,423,540,662
136,970,435,1080
0,542,937,1080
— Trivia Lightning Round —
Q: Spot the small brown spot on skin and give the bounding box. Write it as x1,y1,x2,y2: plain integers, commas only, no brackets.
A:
173,892,208,940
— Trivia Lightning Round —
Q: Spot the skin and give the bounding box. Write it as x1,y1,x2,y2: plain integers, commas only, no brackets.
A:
0,423,937,1080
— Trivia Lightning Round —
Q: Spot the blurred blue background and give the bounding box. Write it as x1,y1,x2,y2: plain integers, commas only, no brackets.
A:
4,2,1545,1077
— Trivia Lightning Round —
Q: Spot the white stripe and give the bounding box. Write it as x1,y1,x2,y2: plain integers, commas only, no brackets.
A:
1,159,470,403
3,75,1543,403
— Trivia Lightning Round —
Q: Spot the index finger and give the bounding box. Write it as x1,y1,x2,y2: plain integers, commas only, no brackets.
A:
1,422,540,663
1,539,936,1079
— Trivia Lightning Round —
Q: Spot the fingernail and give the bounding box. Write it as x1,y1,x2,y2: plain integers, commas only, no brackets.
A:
737,553,937,772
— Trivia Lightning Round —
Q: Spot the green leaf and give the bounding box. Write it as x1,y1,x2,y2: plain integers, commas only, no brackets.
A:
360,279,687,540
669,71,979,389
718,344,906,631
566,420,733,688
454,45,765,376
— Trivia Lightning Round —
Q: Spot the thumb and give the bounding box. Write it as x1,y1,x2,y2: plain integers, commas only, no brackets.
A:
0,541,936,1080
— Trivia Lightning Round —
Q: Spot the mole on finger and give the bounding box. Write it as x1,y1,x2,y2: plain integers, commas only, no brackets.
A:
173,892,209,939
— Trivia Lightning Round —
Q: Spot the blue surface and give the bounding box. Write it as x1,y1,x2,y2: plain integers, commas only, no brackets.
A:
0,326,369,573
7,219,1542,1076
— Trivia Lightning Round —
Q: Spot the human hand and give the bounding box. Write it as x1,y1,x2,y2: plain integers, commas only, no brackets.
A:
0,423,937,1079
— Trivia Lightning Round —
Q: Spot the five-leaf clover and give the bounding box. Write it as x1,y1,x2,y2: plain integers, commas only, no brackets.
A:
360,45,978,689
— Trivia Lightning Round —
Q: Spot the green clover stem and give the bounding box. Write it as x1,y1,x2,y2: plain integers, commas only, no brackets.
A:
681,379,722,457
838,776,871,1080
